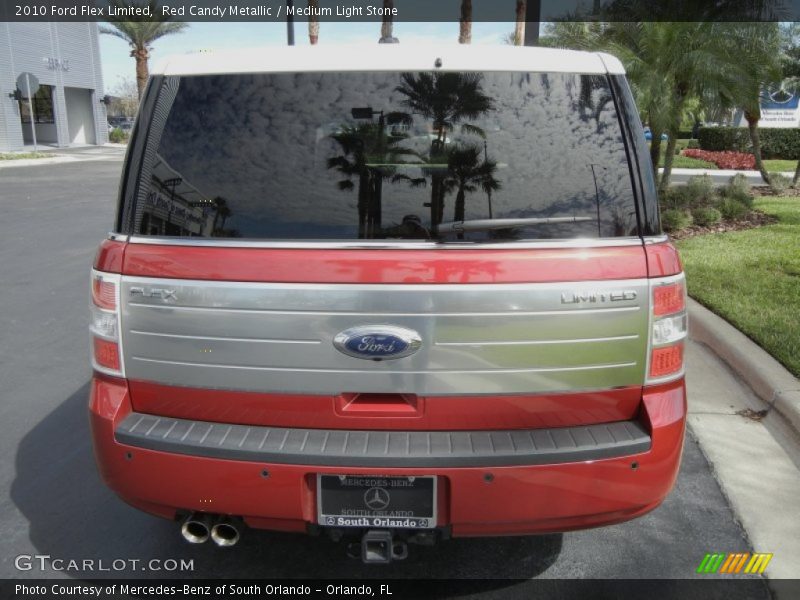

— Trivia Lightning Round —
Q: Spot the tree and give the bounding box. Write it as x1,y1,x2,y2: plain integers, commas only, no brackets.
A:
308,0,319,44
780,23,800,186
107,76,139,117
379,0,398,43
442,144,501,236
100,0,188,99
545,20,774,191
327,118,417,238
718,23,782,185
459,0,472,44
395,72,494,227
513,1,526,46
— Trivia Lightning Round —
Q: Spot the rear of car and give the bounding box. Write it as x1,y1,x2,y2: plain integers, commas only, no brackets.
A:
89,45,687,561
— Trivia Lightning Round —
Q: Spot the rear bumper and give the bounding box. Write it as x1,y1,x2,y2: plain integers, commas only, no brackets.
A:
89,375,686,536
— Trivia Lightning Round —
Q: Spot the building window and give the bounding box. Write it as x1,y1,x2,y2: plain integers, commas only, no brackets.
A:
19,86,55,124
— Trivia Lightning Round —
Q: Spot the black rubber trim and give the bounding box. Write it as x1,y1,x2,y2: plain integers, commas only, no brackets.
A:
116,413,651,468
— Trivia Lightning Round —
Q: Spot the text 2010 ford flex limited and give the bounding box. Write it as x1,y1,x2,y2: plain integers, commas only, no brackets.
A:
89,45,687,563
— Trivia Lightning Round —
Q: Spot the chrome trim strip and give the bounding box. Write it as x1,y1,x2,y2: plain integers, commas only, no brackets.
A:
123,276,651,292
643,234,669,245
107,232,129,242
127,302,641,318
116,412,652,468
123,234,654,250
131,355,637,374
129,330,322,344
435,334,639,347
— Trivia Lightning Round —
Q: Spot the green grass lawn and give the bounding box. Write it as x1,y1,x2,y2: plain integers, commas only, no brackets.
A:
659,154,718,169
0,152,48,160
676,197,800,377
762,159,798,173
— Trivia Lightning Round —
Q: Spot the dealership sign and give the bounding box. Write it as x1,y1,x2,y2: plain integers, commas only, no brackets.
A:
757,86,800,128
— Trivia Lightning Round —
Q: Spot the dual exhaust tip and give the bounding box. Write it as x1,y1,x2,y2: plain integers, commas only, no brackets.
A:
181,513,241,547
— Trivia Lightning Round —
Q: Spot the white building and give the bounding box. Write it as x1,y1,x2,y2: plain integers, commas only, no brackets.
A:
0,22,108,151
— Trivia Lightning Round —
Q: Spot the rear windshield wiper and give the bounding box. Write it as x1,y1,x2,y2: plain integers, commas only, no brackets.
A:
437,216,595,234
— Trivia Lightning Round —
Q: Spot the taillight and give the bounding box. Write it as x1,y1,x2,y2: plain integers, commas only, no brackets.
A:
90,269,124,377
647,276,687,383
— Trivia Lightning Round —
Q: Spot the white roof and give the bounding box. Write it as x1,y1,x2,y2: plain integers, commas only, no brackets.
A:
152,45,625,77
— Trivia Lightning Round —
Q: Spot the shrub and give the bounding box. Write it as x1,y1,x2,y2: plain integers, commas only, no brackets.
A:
683,149,755,170
698,127,751,152
768,172,791,195
699,126,800,159
684,174,715,205
691,206,722,227
661,208,693,232
719,174,754,209
717,198,749,221
109,127,129,144
760,129,800,159
660,186,691,211
687,139,700,149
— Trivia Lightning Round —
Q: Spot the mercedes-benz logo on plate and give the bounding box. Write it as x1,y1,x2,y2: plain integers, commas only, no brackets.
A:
364,487,391,511
333,325,422,361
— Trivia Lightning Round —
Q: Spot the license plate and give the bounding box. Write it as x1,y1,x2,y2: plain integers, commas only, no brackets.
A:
317,475,436,529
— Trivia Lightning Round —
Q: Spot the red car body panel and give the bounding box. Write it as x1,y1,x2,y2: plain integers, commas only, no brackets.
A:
127,380,644,431
90,374,685,536
117,243,653,283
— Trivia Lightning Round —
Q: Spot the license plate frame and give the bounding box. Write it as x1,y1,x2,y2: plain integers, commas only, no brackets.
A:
317,474,437,530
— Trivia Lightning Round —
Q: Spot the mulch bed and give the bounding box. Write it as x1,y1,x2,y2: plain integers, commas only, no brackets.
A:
669,210,778,240
750,186,800,197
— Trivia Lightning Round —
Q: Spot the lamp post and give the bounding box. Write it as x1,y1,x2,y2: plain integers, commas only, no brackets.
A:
484,140,493,219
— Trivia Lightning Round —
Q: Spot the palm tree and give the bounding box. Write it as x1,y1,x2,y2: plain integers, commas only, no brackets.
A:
513,1,526,46
395,72,495,227
308,0,319,44
211,197,231,236
442,145,501,236
546,20,763,191
716,23,782,185
327,118,417,238
395,72,494,147
379,0,398,43
100,0,188,99
459,0,472,44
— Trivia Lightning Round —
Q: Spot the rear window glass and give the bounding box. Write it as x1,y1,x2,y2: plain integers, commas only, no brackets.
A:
121,71,640,242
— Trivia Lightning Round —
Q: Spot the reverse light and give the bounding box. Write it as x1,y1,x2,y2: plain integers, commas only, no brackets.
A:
90,270,124,377
647,275,687,384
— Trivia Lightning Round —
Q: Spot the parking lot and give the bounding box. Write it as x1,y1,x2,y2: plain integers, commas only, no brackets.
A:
0,157,773,594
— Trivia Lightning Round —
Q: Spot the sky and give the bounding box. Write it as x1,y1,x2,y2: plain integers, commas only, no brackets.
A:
99,21,520,93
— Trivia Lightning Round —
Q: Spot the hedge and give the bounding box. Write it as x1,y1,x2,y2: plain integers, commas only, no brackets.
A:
698,126,800,159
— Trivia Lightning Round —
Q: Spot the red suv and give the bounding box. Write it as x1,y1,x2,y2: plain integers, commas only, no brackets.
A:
90,45,687,563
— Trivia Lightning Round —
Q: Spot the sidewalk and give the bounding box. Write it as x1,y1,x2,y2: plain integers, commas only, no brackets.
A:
687,299,800,583
666,168,794,186
0,144,125,168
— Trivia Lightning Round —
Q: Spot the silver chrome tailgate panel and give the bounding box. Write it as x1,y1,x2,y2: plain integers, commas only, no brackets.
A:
120,278,649,395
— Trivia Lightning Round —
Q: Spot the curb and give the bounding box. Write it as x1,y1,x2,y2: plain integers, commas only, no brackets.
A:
689,298,800,434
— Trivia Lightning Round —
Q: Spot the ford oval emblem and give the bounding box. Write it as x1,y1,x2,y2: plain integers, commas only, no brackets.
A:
333,325,422,361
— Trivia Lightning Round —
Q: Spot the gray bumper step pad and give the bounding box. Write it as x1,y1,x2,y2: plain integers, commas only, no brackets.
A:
116,412,651,468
